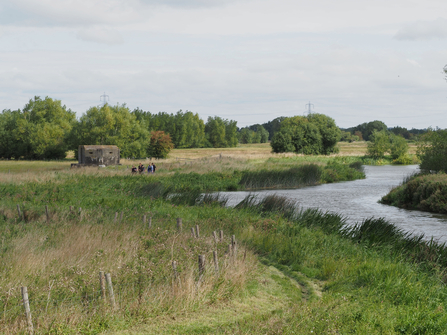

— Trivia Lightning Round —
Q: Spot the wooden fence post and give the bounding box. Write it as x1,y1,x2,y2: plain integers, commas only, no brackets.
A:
99,271,106,300
17,204,22,220
21,286,33,335
195,225,200,238
212,231,217,243
45,205,50,222
148,216,152,229
172,261,178,279
219,230,224,242
198,255,205,277
105,273,116,310
191,227,196,238
114,212,118,223
176,218,182,232
232,235,237,257
213,251,219,273
143,214,146,226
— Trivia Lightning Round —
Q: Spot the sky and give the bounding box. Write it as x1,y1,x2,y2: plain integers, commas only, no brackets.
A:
0,0,446,129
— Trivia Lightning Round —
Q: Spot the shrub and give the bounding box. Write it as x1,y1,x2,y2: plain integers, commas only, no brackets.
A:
148,131,174,159
417,129,447,172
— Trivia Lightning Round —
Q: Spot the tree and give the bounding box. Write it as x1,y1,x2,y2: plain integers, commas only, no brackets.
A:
0,96,76,160
366,130,390,158
270,114,340,155
390,134,409,159
71,104,150,158
204,116,238,148
348,120,387,141
417,129,447,172
148,131,174,159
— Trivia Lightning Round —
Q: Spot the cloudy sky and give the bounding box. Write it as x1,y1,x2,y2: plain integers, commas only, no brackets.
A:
0,0,446,129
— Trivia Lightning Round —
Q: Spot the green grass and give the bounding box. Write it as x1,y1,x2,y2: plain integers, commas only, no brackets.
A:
381,172,447,214
2,166,447,333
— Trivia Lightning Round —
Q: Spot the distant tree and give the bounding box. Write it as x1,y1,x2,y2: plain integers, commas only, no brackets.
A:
354,131,363,141
0,96,76,160
366,130,390,158
239,128,253,144
148,131,174,159
390,126,410,140
205,116,238,148
349,120,387,141
390,134,409,159
262,116,286,140
205,116,227,148
71,104,150,158
258,125,269,143
270,113,339,155
417,129,447,172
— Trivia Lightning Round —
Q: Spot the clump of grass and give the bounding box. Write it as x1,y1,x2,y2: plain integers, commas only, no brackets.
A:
239,165,322,190
381,172,447,214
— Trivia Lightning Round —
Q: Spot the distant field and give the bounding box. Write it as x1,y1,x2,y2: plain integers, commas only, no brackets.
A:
0,141,417,176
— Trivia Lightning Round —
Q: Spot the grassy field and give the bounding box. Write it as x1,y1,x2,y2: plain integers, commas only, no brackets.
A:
2,142,442,334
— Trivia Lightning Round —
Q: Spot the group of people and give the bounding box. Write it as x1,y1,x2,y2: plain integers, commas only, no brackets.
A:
131,162,156,174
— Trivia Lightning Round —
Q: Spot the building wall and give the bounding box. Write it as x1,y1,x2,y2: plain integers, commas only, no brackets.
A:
78,145,120,166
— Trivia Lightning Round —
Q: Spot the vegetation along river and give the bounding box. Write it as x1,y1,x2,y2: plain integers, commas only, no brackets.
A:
224,165,447,243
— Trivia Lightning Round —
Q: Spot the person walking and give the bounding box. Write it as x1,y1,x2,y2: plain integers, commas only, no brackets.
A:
151,163,156,173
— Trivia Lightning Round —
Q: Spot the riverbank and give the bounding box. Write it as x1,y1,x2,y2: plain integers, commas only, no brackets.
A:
381,172,447,214
2,170,447,333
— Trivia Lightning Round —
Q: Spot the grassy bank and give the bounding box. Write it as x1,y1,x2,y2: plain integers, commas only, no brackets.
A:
2,170,447,333
381,172,447,214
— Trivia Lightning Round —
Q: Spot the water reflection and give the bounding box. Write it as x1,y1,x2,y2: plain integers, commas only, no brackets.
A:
224,165,447,243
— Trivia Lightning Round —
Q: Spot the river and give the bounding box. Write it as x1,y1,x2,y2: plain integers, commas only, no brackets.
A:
223,165,447,243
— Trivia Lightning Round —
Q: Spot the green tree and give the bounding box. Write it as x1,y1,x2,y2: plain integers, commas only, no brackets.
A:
417,129,447,172
258,125,269,143
148,131,174,159
270,114,339,155
204,116,238,148
390,134,409,159
71,104,150,158
0,96,75,159
367,130,390,158
239,128,253,144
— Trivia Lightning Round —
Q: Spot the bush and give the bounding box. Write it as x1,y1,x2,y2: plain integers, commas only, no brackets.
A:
148,131,174,159
417,129,447,172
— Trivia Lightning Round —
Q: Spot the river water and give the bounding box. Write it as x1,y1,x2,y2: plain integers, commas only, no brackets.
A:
223,165,447,243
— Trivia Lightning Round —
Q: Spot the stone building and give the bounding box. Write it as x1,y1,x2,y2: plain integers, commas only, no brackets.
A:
77,145,120,166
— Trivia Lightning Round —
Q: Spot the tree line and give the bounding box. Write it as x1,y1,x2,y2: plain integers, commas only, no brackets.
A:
0,97,246,159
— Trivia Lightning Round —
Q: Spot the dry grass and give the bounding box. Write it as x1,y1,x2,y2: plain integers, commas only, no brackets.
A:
0,208,257,334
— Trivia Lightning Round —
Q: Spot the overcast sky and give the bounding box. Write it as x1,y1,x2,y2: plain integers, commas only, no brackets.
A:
0,0,446,129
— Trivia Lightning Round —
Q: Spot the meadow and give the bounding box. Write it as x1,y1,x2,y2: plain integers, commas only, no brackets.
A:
1,142,444,334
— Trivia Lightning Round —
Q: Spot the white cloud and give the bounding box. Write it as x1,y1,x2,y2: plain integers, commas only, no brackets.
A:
76,27,124,45
394,18,447,40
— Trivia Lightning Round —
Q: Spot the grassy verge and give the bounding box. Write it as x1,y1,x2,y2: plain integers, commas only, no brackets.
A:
2,171,447,333
381,172,447,214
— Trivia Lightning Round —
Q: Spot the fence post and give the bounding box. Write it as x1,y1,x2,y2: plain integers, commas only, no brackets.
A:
213,251,219,273
114,212,118,223
176,218,182,232
105,273,116,310
143,214,146,226
232,235,237,258
21,286,33,335
195,225,200,238
191,227,196,238
172,261,178,279
17,204,22,220
219,230,224,242
99,271,106,300
198,255,205,277
148,216,152,229
212,231,217,243
45,205,50,222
